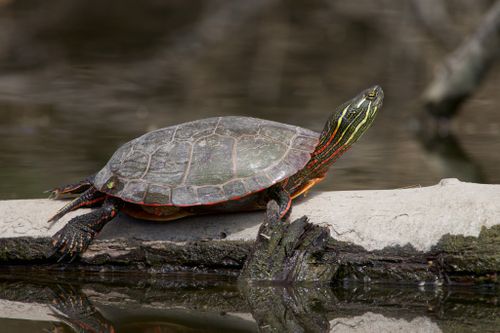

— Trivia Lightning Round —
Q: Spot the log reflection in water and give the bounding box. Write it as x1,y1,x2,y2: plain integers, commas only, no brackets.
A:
1,273,498,333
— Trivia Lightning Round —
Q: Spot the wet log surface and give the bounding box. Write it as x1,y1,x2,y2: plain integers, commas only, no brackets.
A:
0,179,499,284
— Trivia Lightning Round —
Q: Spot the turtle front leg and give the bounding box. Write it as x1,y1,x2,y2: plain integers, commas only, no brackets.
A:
267,185,292,221
51,197,122,261
47,174,96,198
48,187,105,223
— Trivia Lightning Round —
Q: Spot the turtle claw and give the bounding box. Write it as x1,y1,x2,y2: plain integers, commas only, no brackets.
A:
44,188,58,199
45,187,72,200
49,197,120,262
45,176,94,200
50,223,95,263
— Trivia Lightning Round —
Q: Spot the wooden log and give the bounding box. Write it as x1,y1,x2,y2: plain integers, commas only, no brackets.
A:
0,179,499,284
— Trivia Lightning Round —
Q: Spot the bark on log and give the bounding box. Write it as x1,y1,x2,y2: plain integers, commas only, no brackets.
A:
0,179,499,284
239,201,336,282
423,0,500,119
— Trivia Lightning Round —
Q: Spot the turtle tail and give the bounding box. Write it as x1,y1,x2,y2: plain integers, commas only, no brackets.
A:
48,187,105,223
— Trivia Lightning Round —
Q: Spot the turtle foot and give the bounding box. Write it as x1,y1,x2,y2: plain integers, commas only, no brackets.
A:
49,197,121,262
267,185,292,221
51,221,96,262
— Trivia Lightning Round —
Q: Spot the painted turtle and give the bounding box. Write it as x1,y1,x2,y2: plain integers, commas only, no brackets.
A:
48,86,383,259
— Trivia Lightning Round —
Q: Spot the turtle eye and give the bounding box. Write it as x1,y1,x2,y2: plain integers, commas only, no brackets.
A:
366,90,377,100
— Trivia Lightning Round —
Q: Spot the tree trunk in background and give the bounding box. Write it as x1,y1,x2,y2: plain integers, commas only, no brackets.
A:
423,0,500,119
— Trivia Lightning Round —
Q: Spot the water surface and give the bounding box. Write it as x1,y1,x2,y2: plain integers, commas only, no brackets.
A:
0,2,499,331
0,273,498,333
0,0,499,199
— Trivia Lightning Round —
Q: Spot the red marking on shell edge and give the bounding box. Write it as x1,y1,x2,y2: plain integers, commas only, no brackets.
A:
105,186,270,207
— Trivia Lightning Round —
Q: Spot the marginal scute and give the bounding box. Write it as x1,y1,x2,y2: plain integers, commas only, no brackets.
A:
197,186,225,203
222,180,247,198
172,186,198,206
186,135,234,186
97,174,125,196
245,177,265,193
144,184,172,205
255,174,271,187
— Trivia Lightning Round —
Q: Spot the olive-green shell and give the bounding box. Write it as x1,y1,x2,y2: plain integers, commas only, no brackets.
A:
93,116,319,206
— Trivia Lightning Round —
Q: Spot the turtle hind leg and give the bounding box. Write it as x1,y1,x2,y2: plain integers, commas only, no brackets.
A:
48,187,105,223
51,197,122,261
46,174,95,199
267,185,292,221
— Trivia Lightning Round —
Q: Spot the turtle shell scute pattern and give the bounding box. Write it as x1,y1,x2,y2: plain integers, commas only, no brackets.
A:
93,116,319,206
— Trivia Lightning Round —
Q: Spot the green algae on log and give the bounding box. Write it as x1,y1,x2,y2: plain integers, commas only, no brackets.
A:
239,208,499,285
431,225,500,283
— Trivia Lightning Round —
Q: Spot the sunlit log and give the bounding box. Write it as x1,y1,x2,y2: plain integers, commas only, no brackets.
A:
0,179,499,284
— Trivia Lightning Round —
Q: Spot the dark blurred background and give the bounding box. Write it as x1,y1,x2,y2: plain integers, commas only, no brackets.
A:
0,0,499,199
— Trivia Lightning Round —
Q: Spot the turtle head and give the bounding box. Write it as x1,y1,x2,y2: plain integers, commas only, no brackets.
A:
355,85,384,113
309,85,383,174
333,85,383,137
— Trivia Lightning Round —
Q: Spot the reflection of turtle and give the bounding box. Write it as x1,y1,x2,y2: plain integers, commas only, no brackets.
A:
49,86,383,259
48,284,114,333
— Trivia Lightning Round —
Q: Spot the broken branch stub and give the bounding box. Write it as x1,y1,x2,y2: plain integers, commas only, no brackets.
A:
239,201,336,283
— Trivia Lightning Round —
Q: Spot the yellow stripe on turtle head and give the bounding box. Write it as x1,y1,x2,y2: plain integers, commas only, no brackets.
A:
344,101,372,147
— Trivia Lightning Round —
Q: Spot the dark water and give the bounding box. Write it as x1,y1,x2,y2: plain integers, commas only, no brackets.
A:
0,272,499,333
1,0,500,199
1,1,499,331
